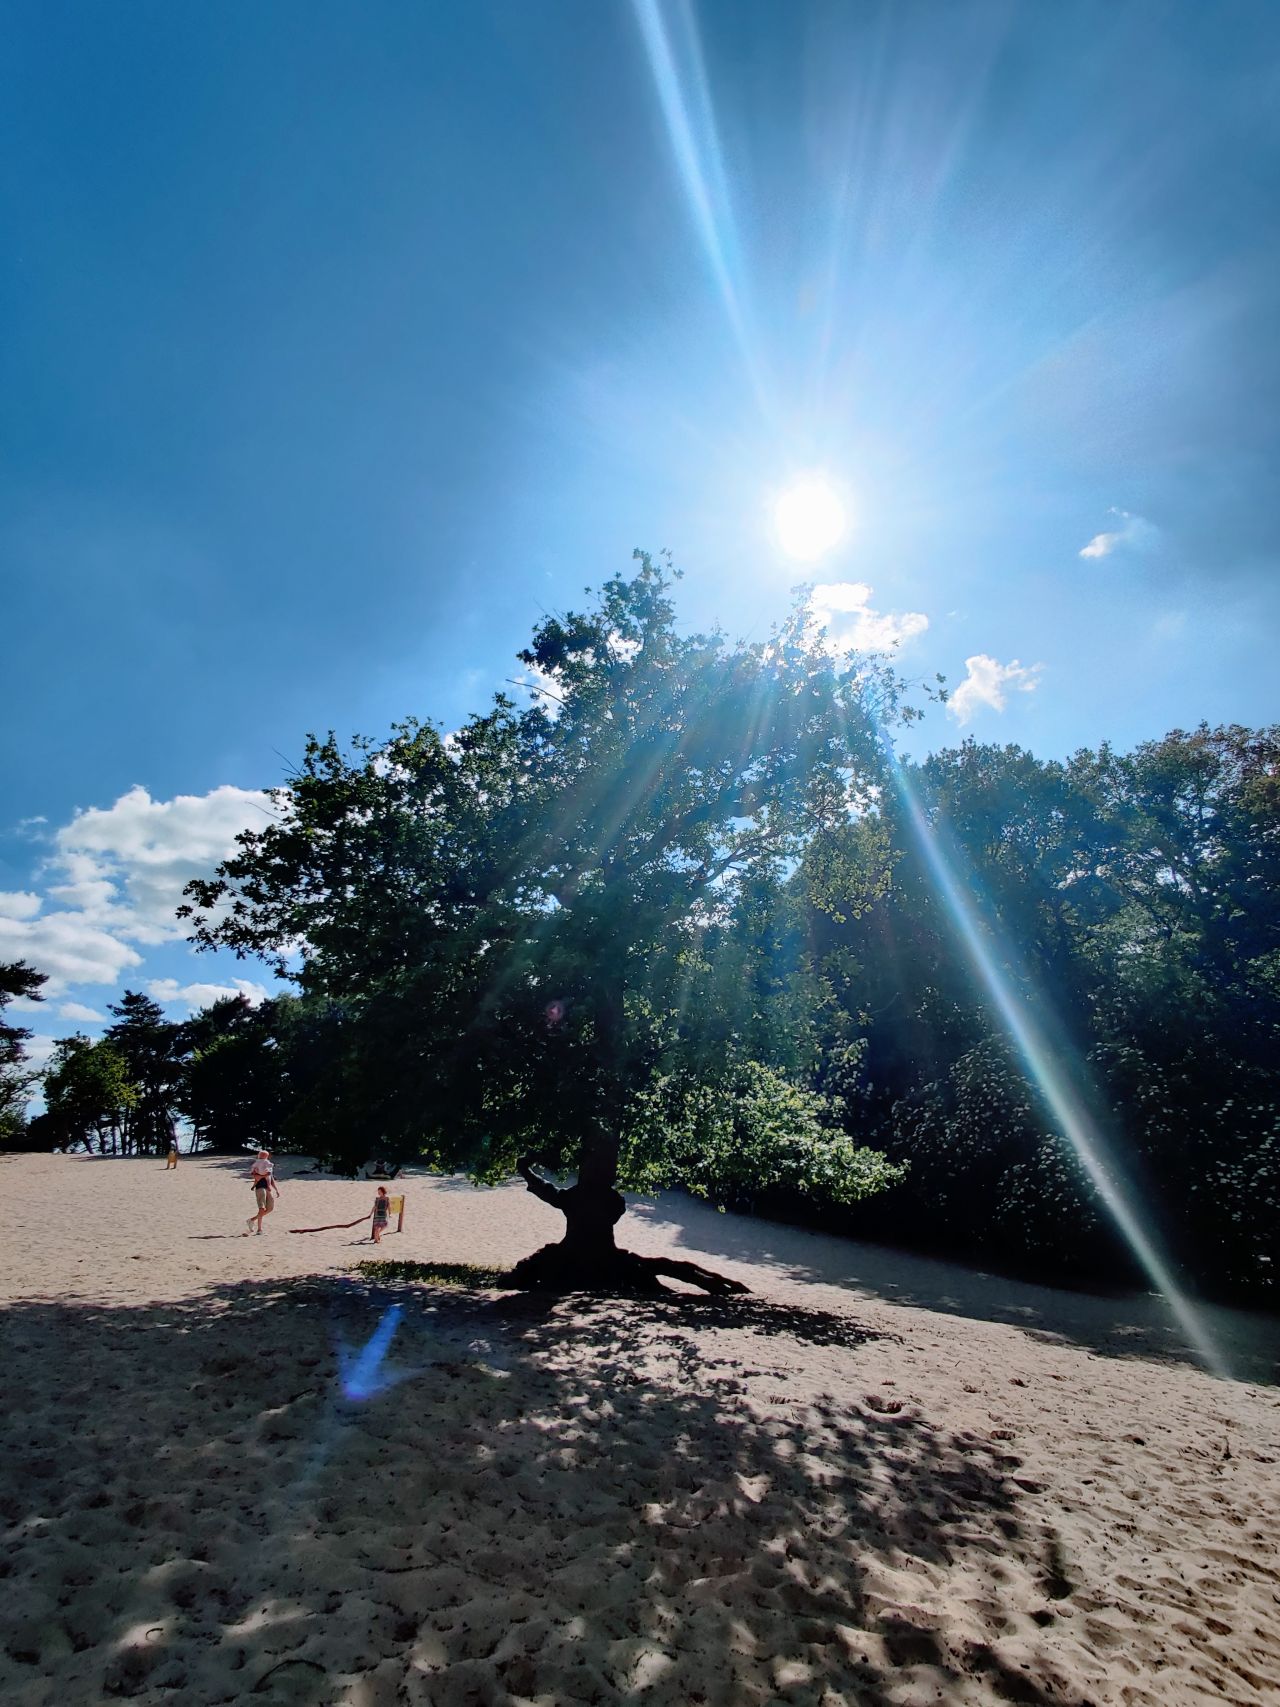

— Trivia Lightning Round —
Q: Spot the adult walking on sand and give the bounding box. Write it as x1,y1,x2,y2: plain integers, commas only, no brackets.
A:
246,1149,280,1234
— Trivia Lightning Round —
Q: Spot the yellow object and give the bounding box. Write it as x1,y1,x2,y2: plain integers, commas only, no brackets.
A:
389,1195,406,1232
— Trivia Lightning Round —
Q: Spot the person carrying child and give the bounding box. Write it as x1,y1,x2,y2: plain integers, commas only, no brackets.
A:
246,1149,280,1234
371,1185,391,1244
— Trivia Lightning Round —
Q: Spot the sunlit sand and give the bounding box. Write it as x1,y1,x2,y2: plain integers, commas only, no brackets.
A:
1,1153,1276,1706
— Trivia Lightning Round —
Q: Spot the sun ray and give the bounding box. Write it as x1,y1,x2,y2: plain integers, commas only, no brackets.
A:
874,733,1228,1378
629,0,770,415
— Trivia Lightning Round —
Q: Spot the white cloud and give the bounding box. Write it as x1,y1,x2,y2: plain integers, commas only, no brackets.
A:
808,582,929,655
512,660,565,719
370,751,413,783
0,910,143,992
0,891,42,921
46,784,273,946
0,783,273,995
58,1001,105,1023
20,1035,60,1075
1079,509,1158,560
948,654,1043,725
148,977,270,1014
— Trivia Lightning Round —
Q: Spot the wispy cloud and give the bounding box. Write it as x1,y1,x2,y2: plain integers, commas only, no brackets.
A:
949,654,1043,725
808,582,929,655
1152,609,1188,641
58,1001,105,1024
1079,509,1158,560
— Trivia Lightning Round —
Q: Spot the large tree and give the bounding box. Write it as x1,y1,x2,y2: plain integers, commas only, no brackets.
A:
184,556,909,1289
36,1035,137,1154
105,991,187,1155
182,993,284,1153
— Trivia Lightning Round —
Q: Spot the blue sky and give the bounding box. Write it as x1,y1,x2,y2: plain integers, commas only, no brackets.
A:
3,0,1279,1057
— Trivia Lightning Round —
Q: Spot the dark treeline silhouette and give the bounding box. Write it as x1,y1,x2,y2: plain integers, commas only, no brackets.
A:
6,563,1276,1303
790,722,1279,1305
1,959,47,1146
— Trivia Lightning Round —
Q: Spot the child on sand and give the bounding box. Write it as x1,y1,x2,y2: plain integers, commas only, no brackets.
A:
371,1186,391,1243
246,1150,280,1234
165,1139,179,1169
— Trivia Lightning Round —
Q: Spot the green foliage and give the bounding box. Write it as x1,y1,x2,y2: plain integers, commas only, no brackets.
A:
181,554,908,1202
883,1038,1109,1275
18,554,1274,1305
36,1035,138,1153
29,991,188,1157
105,991,187,1155
183,994,285,1152
1088,1037,1279,1296
0,961,47,1147
622,1059,906,1213
807,726,1280,1299
354,1260,510,1288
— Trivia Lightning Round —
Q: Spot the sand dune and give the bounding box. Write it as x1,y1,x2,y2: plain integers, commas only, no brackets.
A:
0,1153,1276,1705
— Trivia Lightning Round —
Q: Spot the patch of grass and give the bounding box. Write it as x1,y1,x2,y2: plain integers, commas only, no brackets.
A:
355,1259,512,1289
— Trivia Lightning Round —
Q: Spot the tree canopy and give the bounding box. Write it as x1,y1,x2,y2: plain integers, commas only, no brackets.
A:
181,556,912,1286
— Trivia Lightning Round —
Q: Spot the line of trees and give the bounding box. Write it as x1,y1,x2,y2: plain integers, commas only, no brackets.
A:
797,723,1279,1302
1,987,334,1160
4,561,1276,1300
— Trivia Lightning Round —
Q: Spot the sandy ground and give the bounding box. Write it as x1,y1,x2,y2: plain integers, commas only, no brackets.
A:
0,1153,1277,1707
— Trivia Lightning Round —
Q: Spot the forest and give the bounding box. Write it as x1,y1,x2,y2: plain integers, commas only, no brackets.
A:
4,559,1276,1303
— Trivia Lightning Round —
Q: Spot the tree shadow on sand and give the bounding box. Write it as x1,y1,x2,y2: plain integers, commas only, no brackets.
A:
627,1192,1280,1387
356,1265,899,1355
0,1276,1093,1706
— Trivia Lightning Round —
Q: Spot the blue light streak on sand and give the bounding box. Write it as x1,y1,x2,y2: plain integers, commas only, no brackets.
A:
883,745,1229,1380
339,1303,407,1401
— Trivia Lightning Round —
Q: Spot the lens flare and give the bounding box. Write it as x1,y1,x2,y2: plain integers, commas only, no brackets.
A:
880,744,1228,1380
338,1303,407,1401
630,0,769,411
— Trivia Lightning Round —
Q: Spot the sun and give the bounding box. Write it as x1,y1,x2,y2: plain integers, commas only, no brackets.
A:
773,477,847,562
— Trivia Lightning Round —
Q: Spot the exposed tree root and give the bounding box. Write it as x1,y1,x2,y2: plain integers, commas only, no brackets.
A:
509,1240,750,1296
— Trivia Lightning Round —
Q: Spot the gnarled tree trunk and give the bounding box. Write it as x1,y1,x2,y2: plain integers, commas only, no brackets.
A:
509,1147,748,1296
508,969,747,1295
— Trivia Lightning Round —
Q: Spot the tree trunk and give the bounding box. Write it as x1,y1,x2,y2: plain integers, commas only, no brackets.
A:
510,1154,748,1296
508,967,748,1295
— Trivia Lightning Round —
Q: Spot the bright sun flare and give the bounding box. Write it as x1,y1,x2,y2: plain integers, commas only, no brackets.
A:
773,477,847,561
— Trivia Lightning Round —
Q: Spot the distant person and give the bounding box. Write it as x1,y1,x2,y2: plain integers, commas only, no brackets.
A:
370,1185,391,1244
246,1149,280,1234
165,1138,179,1169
